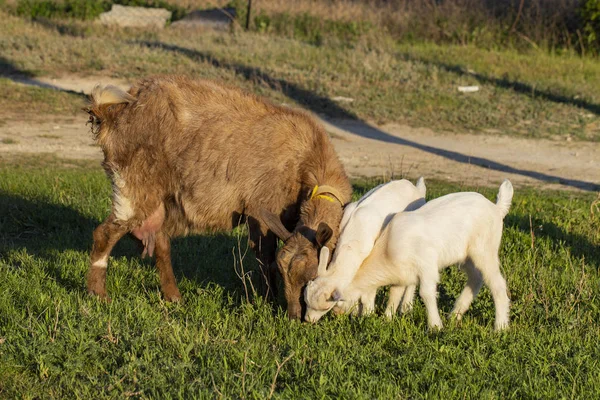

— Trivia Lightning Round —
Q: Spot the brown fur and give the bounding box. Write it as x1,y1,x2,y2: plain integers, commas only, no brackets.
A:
84,75,351,319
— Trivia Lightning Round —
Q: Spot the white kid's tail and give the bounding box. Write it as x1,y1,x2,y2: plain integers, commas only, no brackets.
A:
496,179,513,218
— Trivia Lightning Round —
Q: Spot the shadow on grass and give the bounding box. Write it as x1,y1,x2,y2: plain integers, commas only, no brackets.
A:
397,52,600,116
0,192,256,301
133,40,600,192
136,41,357,119
30,17,92,38
505,213,600,268
0,57,35,78
0,56,88,98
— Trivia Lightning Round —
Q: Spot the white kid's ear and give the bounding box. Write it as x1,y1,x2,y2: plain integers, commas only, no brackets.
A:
328,289,342,302
416,176,426,197
317,246,330,276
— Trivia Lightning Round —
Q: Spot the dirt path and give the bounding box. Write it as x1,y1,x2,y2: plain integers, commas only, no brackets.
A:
2,75,599,192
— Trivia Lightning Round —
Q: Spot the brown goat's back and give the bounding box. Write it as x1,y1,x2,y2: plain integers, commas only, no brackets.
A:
91,75,349,236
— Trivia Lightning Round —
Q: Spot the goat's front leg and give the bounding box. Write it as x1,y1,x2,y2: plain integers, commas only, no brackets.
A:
399,284,416,314
385,285,406,319
360,290,377,316
248,218,278,300
419,278,443,330
87,214,128,299
154,230,181,302
385,283,417,319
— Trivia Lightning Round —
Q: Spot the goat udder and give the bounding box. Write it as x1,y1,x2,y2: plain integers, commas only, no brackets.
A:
131,203,165,258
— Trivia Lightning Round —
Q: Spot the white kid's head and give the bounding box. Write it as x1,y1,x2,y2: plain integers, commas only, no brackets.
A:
303,246,344,323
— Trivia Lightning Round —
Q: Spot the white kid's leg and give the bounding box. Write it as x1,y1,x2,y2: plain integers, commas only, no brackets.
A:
474,254,510,330
400,284,416,314
360,290,377,316
451,259,483,320
385,285,406,319
419,278,443,330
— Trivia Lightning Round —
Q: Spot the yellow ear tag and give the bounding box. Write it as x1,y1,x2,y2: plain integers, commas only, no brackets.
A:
310,185,319,200
310,185,336,203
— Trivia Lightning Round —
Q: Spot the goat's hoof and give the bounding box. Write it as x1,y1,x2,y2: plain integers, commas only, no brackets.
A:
164,293,182,303
448,314,463,329
87,290,111,303
449,312,463,322
494,321,509,331
428,323,443,332
161,285,182,303
400,304,414,314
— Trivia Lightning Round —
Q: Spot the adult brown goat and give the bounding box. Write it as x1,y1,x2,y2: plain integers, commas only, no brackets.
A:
84,75,352,319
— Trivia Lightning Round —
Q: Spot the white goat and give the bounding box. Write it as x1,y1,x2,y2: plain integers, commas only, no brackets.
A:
309,180,514,331
305,178,427,322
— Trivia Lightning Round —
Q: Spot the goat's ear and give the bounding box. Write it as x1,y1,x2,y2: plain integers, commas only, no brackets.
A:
328,289,343,302
260,209,292,242
416,176,426,197
316,222,333,247
317,246,330,276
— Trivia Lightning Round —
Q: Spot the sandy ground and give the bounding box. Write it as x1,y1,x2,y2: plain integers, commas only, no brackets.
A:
1,75,599,192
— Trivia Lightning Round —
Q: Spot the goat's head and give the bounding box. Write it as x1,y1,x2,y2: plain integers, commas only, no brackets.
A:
303,248,344,323
261,209,333,320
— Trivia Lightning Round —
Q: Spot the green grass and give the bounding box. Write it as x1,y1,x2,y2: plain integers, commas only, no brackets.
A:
11,0,187,21
253,11,373,47
0,78,85,119
1,162,600,398
3,11,600,141
1,138,19,144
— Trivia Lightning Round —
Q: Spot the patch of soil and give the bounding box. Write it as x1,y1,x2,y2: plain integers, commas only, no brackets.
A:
2,75,599,192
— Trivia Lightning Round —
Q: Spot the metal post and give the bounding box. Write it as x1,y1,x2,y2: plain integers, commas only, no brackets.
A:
245,0,252,30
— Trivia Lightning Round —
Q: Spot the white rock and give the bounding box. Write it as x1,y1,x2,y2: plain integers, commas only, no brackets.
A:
458,86,480,93
331,96,355,103
99,5,171,29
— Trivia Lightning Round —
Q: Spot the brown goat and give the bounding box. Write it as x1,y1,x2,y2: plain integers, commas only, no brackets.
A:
84,75,352,319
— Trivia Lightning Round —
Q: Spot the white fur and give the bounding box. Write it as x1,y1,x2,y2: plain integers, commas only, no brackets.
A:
112,171,135,222
91,254,108,269
305,178,427,322
335,180,514,331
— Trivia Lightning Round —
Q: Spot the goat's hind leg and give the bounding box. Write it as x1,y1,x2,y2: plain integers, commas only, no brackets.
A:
471,253,510,331
154,230,181,302
87,214,128,299
472,253,510,331
451,259,483,321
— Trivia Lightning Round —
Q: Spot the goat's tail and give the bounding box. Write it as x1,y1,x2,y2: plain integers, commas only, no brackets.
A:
84,85,135,134
496,179,513,218
415,177,426,197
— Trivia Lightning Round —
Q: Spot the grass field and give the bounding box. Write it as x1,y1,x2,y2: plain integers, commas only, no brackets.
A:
1,162,599,398
3,10,600,141
0,78,84,120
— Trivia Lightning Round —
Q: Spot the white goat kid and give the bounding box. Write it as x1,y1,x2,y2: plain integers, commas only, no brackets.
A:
334,180,514,331
305,178,427,323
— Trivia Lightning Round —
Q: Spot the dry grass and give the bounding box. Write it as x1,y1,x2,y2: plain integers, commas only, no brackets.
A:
0,78,85,118
4,0,583,50
164,0,580,50
2,10,600,141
